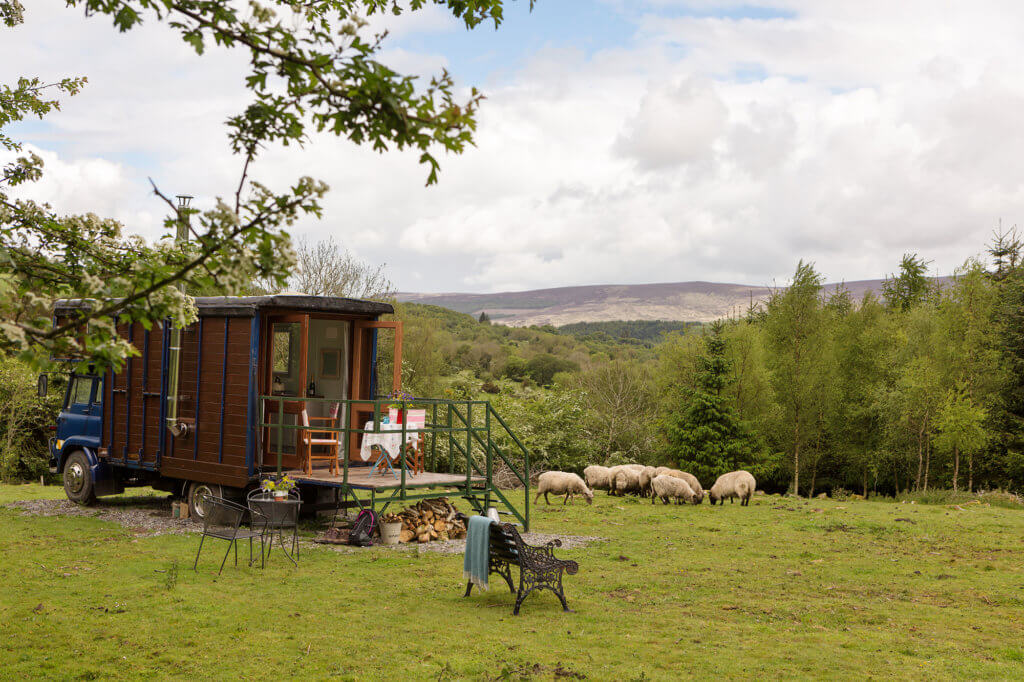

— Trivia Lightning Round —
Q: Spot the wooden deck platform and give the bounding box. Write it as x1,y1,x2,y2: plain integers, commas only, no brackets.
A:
286,465,485,491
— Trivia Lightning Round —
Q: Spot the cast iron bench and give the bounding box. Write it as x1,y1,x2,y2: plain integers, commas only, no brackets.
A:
462,520,579,615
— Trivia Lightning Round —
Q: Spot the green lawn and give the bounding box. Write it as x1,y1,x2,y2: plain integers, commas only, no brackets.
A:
1,484,1023,680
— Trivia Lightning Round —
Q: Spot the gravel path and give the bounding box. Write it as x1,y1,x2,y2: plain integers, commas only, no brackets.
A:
320,530,606,555
6,497,606,553
6,496,196,536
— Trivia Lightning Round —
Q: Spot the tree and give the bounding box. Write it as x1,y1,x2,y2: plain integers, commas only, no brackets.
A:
934,386,988,492
280,236,392,300
764,261,827,495
478,311,491,324
990,233,1024,490
665,320,750,484
882,253,932,311
524,354,578,387
829,293,893,496
577,359,656,462
2,0,514,370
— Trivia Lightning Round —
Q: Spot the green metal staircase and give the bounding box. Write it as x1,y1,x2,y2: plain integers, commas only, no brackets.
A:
260,397,532,530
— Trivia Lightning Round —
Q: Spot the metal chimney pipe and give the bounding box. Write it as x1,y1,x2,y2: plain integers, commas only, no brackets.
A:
166,194,193,438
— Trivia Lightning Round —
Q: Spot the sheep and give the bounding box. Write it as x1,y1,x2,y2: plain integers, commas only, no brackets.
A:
652,469,705,503
651,475,695,505
638,466,658,497
535,471,594,505
707,470,757,506
583,465,614,493
609,465,642,496
675,471,704,504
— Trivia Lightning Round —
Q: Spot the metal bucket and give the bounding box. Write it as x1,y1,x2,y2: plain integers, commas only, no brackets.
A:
381,521,403,545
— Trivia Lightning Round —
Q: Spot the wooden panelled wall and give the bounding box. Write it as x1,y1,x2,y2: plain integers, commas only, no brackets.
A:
161,316,253,487
106,321,165,468
102,315,254,488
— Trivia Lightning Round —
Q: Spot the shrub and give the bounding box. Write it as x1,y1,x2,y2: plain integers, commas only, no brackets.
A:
501,356,528,381
0,355,61,482
524,354,579,387
831,487,852,501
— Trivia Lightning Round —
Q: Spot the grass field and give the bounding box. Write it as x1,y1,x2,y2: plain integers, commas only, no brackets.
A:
1,484,1023,680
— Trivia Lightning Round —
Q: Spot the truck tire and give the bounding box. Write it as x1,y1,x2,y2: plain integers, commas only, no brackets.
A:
187,482,222,522
63,451,96,505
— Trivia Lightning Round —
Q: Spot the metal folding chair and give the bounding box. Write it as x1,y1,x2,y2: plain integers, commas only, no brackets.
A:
193,495,266,575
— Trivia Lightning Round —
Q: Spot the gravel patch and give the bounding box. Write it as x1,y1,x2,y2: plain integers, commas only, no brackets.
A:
7,497,607,554
318,531,606,555
6,496,197,536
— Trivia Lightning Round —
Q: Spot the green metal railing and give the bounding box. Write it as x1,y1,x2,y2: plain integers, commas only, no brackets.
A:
257,396,531,529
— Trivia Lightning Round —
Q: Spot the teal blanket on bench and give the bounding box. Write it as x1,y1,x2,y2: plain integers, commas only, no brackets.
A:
463,515,495,590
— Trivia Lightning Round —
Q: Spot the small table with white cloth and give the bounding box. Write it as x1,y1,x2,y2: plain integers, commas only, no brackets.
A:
358,421,420,477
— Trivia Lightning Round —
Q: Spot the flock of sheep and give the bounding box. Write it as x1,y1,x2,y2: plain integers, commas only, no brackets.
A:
535,465,757,507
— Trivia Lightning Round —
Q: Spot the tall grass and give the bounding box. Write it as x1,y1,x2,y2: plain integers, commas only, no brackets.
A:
892,488,1024,509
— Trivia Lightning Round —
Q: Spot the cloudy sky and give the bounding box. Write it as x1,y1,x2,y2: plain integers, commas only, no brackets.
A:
3,1,1020,292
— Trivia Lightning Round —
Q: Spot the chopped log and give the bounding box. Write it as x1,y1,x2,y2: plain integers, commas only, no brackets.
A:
399,529,415,543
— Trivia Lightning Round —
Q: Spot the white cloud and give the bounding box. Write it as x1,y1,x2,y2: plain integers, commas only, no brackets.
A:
614,77,727,169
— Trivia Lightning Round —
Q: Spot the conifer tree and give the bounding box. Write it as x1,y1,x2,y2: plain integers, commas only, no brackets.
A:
665,320,750,483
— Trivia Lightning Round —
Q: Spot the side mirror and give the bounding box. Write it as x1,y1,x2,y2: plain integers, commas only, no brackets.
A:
37,374,47,398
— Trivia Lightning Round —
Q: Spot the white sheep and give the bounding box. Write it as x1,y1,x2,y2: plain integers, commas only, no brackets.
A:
609,465,642,496
535,471,594,505
675,471,704,504
583,465,614,492
708,470,757,506
651,475,695,505
638,466,658,497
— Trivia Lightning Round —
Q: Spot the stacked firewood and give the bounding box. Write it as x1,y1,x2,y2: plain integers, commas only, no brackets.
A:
382,498,467,543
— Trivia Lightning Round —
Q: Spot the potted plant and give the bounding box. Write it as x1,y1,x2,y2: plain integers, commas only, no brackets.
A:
385,390,414,424
260,474,296,500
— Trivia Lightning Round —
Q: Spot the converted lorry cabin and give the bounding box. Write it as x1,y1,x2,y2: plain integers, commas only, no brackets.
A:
50,295,531,528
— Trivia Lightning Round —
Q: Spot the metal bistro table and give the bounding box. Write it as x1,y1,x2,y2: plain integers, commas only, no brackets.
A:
247,490,301,566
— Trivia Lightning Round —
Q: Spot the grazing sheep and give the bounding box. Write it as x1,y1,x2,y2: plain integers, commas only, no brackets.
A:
583,465,614,493
535,471,594,505
658,469,705,504
651,475,695,505
638,466,658,497
708,470,757,506
609,465,642,496
677,472,704,504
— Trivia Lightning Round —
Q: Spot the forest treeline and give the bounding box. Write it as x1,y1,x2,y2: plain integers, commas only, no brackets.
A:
556,320,703,346
391,234,1024,496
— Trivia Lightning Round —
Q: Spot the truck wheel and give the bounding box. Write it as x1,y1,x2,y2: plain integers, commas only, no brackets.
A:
63,451,96,505
188,482,222,522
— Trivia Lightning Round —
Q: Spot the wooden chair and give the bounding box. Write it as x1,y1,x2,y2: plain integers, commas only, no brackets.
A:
300,403,341,476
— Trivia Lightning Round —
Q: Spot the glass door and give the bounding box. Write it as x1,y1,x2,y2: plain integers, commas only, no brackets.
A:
264,314,308,469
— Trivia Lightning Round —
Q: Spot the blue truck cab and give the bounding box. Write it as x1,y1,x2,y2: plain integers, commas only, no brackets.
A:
50,373,120,503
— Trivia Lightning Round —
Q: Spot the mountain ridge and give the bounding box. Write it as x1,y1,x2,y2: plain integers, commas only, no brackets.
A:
396,278,948,326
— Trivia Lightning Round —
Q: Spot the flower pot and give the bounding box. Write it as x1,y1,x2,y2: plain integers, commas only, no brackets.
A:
273,491,288,501
381,521,403,545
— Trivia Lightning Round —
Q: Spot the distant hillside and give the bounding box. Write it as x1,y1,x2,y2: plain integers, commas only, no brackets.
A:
397,279,921,326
